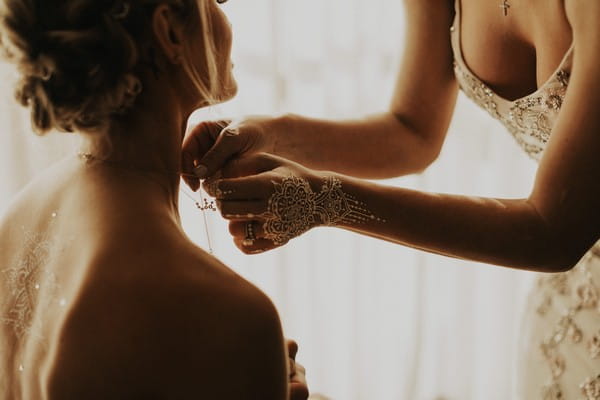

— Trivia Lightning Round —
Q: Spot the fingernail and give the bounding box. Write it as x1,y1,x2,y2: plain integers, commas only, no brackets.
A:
223,127,239,136
193,164,208,178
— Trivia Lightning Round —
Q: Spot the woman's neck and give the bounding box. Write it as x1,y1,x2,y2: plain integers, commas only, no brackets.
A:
78,80,194,225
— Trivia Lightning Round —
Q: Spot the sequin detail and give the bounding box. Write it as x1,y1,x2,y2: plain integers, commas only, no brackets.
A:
541,382,564,400
450,1,573,162
589,332,600,359
453,62,570,161
450,3,599,398
532,250,600,397
580,375,600,400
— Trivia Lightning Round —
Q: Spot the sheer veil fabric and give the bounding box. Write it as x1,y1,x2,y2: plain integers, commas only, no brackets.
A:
0,1,537,399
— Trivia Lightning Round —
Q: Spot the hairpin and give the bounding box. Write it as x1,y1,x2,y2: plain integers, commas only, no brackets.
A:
40,65,52,81
110,1,131,20
36,55,54,81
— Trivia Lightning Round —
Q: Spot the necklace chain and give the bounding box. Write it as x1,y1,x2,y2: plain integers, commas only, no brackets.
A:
179,188,215,254
77,152,200,179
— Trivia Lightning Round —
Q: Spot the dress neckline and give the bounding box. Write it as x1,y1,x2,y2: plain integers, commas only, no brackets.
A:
451,0,574,105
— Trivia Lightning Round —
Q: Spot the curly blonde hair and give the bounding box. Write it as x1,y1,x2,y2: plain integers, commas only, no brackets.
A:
0,0,221,134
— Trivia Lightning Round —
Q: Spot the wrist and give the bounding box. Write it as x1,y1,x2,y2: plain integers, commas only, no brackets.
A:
270,113,302,156
306,172,382,228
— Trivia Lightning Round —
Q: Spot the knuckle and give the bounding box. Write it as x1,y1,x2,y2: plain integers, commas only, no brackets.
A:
188,122,206,135
288,340,299,354
228,221,241,236
256,152,273,163
221,126,241,137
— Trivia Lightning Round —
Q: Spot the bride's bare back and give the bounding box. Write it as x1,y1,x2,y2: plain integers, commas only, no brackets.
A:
0,157,287,399
0,0,292,396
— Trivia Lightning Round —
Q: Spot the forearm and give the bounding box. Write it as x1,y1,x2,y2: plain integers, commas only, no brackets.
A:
215,155,585,270
326,174,582,272
264,0,458,180
270,112,441,179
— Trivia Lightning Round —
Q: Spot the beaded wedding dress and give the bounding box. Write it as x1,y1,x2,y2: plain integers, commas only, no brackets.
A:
452,3,600,399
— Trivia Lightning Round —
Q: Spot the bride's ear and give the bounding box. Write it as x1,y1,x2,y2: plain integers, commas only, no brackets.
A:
151,4,185,64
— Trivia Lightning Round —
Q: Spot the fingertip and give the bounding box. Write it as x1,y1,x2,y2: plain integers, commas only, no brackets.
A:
222,126,240,136
193,164,209,179
287,340,299,358
290,384,310,400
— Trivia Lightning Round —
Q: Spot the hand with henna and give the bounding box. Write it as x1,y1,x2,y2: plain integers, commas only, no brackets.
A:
203,153,381,254
286,339,310,400
203,153,321,253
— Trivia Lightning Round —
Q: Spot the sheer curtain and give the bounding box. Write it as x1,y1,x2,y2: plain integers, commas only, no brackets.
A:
0,1,539,399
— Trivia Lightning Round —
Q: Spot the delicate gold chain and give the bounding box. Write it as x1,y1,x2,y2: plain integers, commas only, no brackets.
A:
77,152,200,179
180,187,215,254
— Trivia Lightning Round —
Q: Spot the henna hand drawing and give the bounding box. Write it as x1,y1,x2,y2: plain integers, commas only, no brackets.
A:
261,176,384,245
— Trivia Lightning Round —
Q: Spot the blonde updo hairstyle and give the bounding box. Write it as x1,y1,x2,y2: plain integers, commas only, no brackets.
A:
0,0,221,134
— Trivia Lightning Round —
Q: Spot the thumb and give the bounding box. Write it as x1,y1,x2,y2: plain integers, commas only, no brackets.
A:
194,126,244,179
286,339,299,360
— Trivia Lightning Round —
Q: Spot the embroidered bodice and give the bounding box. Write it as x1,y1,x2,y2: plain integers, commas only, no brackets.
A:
451,2,573,162
450,3,600,400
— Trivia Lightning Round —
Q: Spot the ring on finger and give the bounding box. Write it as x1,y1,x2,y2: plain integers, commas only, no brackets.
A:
243,221,257,247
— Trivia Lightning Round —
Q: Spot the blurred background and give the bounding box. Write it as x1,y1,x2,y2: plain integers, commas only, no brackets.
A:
0,0,540,399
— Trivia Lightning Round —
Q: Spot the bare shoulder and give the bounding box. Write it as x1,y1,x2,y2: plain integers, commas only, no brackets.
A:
563,1,600,79
401,0,454,23
46,235,288,399
563,1,600,55
400,0,455,30
390,0,457,149
401,0,454,31
565,0,600,30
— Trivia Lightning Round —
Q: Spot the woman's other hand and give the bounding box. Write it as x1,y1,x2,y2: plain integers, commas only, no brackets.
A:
181,117,279,191
204,153,327,254
287,339,309,400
